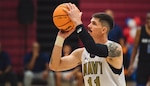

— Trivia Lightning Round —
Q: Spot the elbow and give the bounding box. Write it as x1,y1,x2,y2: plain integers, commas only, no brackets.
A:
49,63,60,71
49,63,56,71
85,45,95,54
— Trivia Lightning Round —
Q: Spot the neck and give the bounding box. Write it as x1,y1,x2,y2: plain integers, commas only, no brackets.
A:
94,35,108,44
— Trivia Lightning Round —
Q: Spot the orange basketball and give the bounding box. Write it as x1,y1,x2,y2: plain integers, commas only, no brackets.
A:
53,3,74,31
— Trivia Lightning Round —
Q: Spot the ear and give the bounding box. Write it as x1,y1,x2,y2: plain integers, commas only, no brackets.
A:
102,27,108,34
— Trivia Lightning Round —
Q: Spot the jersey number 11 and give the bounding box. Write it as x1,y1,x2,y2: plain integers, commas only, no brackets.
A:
88,76,100,86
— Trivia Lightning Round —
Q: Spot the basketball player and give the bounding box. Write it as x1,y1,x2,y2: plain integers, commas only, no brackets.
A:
49,3,126,86
127,12,150,86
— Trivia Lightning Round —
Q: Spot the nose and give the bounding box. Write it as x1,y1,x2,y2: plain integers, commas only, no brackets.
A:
87,23,91,28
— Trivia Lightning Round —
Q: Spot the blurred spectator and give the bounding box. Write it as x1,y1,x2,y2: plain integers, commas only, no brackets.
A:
105,9,131,83
23,42,55,86
127,12,150,86
55,44,83,86
105,9,125,46
105,9,128,68
0,43,18,86
123,17,142,84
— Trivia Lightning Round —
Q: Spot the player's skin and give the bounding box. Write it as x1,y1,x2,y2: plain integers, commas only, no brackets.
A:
49,3,123,73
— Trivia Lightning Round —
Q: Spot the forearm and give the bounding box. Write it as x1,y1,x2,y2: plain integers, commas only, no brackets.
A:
130,47,138,65
49,36,65,70
4,66,12,73
129,36,139,65
76,24,108,57
26,58,36,70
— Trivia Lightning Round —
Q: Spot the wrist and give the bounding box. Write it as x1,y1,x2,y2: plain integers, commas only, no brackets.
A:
74,21,82,28
55,36,65,47
75,24,84,34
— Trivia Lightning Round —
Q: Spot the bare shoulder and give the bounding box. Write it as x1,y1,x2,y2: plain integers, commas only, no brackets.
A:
106,41,123,69
106,41,122,58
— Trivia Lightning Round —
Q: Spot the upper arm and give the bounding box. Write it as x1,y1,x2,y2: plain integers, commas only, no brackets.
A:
128,27,141,65
107,42,122,58
55,48,84,71
106,42,123,69
134,28,141,49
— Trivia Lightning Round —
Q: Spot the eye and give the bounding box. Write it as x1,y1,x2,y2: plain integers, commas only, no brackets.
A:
92,21,97,25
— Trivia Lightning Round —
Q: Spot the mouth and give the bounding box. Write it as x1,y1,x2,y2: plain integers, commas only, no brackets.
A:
88,28,92,33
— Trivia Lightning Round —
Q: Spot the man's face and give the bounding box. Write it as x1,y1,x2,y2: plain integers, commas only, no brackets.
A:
146,13,150,28
105,10,114,19
87,17,104,38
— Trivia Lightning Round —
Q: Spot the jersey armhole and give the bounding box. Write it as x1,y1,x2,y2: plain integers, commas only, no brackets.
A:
108,63,122,75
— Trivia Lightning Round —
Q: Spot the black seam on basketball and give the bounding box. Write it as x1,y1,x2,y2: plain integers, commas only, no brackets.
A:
64,25,73,31
57,20,72,27
53,15,68,17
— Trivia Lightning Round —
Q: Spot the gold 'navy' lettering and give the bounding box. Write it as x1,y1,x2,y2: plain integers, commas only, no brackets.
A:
83,61,102,76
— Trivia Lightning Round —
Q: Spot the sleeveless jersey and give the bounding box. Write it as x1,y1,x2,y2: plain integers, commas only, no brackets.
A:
81,41,126,86
139,25,150,62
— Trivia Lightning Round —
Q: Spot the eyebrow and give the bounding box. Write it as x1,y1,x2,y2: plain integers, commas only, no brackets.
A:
91,20,97,25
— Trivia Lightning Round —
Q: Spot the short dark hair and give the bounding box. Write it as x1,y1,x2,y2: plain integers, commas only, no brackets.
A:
92,12,114,31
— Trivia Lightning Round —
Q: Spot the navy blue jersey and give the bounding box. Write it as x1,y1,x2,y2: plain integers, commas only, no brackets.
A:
139,25,150,63
24,52,49,72
0,51,11,71
108,24,123,43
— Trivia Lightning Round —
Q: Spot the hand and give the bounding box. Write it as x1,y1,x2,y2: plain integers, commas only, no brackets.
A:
64,72,73,80
57,28,75,39
127,65,135,76
58,3,82,39
42,70,49,80
63,3,82,27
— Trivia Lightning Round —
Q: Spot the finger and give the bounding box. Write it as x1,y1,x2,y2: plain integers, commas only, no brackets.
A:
69,3,74,8
72,4,76,9
63,7,69,14
67,3,72,10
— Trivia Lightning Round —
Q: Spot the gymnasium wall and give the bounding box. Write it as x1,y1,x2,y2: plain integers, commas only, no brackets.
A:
80,0,150,28
0,0,37,73
0,0,150,74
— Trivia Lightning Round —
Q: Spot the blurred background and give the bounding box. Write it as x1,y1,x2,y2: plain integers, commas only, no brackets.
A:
0,0,150,86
